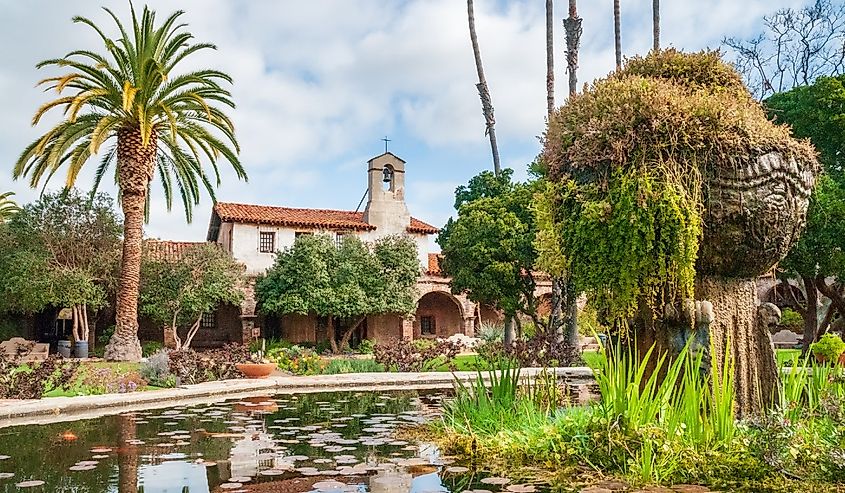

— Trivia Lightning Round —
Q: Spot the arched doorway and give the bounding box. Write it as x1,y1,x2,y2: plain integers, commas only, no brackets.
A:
414,291,464,338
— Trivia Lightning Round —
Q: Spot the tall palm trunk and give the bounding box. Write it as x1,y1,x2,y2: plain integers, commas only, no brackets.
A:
546,0,555,116
652,0,660,51
613,0,622,71
563,0,582,97
104,128,157,362
467,0,501,176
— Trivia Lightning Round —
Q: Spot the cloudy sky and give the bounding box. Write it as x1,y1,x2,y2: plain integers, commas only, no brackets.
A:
0,0,808,242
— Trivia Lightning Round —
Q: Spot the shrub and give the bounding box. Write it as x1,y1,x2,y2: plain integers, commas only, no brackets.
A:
0,351,78,399
477,321,504,343
779,307,803,331
321,358,384,374
356,339,375,354
141,341,164,357
266,345,324,375
140,349,176,388
168,344,250,384
374,339,460,372
811,333,845,363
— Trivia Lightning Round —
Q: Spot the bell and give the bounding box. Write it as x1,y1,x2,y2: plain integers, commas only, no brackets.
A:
382,167,393,183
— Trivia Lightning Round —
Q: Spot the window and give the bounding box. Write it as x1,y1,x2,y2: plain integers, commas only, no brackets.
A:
335,231,349,248
259,231,275,253
201,312,216,329
420,316,435,336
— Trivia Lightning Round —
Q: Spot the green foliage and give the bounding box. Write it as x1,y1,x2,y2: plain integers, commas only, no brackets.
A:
13,4,245,220
0,190,121,314
0,192,19,223
356,339,375,355
140,350,176,388
139,242,244,347
779,307,803,330
256,233,419,325
141,341,164,357
811,333,845,362
321,358,384,375
540,49,815,327
438,170,542,319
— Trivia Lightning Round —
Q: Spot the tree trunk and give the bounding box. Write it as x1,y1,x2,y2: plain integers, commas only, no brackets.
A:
561,277,581,360
635,277,779,417
504,315,516,348
546,0,555,116
613,0,622,71
467,0,501,176
328,316,339,354
801,275,819,355
105,128,157,362
652,0,660,51
563,0,582,97
183,315,203,350
698,277,778,417
337,316,366,354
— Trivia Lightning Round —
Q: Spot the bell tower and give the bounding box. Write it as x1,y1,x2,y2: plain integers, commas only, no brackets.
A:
363,152,411,235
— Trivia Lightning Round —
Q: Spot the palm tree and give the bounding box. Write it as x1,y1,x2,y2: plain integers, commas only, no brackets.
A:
563,0,582,97
14,5,245,361
653,0,660,51
0,192,19,222
546,0,555,116
467,0,501,176
614,0,622,70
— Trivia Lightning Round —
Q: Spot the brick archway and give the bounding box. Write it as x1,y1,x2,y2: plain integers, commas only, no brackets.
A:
414,290,466,338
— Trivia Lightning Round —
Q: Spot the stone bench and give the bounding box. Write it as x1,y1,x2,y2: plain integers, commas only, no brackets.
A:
0,337,49,362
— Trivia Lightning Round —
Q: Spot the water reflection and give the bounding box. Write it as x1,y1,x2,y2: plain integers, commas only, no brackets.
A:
0,391,547,493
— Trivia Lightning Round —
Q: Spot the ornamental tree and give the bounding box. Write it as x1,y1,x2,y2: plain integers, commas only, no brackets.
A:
139,243,244,350
256,234,419,353
0,190,122,343
767,74,845,350
438,170,544,342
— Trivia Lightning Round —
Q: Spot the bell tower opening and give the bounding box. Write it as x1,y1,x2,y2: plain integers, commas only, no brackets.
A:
363,151,410,236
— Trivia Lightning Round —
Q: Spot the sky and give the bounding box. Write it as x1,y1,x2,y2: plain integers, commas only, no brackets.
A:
0,0,810,243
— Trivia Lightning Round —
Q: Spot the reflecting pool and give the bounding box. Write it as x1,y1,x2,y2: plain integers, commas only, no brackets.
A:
0,391,549,492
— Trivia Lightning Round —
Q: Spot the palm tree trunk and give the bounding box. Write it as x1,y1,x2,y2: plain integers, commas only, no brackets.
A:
614,0,622,71
652,0,660,51
546,0,555,116
467,0,501,176
105,128,157,362
563,0,582,97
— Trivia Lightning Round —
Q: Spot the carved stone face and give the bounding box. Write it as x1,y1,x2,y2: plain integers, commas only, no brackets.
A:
697,152,816,278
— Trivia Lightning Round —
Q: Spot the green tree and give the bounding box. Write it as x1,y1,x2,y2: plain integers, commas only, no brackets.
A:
139,243,244,350
256,234,419,353
438,170,548,345
13,5,245,361
0,192,19,222
0,190,122,344
768,74,845,351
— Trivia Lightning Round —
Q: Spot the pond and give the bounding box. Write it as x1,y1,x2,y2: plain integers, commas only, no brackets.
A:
0,391,549,493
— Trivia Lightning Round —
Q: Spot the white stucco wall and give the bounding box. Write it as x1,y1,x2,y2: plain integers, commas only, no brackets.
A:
226,222,432,276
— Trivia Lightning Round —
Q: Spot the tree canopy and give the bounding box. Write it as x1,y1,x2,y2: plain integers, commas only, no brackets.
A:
438,170,546,325
255,234,419,352
0,190,122,341
139,242,244,350
0,193,19,222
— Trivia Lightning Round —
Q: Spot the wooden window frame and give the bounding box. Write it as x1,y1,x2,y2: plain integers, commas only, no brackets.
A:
259,231,275,253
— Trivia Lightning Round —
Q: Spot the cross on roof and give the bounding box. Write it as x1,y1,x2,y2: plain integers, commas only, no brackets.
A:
382,136,391,153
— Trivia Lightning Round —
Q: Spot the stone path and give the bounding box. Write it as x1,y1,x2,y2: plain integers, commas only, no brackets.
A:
0,367,596,428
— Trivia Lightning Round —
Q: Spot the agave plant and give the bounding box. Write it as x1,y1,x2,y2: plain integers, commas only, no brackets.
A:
14,5,246,360
0,192,19,222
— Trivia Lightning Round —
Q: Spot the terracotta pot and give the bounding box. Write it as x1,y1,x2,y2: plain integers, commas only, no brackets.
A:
235,362,276,379
813,353,845,366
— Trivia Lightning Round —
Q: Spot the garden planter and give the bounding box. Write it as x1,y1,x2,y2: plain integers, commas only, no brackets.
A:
57,340,72,358
74,341,88,359
236,363,276,379
813,353,845,366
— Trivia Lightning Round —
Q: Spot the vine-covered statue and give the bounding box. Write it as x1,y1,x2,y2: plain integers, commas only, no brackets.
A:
537,50,818,415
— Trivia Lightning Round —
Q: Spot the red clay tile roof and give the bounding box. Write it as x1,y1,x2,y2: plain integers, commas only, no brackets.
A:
427,253,443,275
214,202,439,234
144,240,211,260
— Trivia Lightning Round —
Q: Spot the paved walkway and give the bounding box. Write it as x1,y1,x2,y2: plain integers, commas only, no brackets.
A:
0,367,596,428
